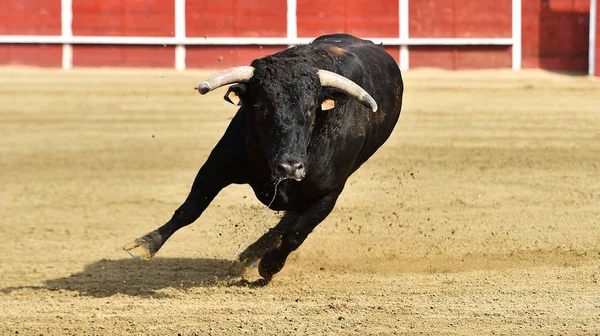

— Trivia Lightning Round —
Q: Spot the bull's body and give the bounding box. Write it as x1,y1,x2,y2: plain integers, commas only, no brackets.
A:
124,34,404,282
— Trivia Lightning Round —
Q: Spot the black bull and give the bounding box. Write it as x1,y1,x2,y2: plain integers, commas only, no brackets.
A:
124,34,404,281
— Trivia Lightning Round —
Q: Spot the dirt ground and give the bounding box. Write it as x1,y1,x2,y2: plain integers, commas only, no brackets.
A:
0,67,599,335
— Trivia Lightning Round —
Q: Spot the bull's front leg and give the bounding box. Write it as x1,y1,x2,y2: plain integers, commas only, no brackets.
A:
122,160,228,260
238,211,299,268
257,189,342,281
123,114,249,261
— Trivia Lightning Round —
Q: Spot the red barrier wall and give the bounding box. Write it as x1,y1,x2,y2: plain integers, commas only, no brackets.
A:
187,1,286,37
296,0,400,64
522,0,590,72
0,44,62,67
71,0,175,67
409,0,512,69
186,46,285,68
73,45,175,68
297,0,398,38
0,0,595,73
72,0,175,37
185,1,287,67
0,0,61,35
0,0,61,67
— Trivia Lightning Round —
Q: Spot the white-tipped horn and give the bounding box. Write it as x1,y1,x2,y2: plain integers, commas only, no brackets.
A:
198,66,255,94
317,69,378,112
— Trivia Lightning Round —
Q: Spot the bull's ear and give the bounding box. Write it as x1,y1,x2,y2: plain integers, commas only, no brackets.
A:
321,98,335,111
320,87,349,111
224,84,246,106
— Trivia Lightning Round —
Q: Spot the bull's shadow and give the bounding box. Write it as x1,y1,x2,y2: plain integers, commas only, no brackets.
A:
1,258,244,298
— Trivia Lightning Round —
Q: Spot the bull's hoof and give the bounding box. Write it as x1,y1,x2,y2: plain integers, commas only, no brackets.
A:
123,230,164,261
258,250,287,281
122,239,154,261
238,230,283,268
238,251,261,270
123,230,165,261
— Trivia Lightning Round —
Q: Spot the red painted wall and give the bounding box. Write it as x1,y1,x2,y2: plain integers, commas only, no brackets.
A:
522,0,590,72
409,0,512,69
186,46,286,68
410,46,512,70
0,44,62,67
71,0,175,67
410,1,512,38
296,0,400,63
72,0,175,36
0,0,62,66
73,45,175,68
297,0,398,38
0,0,595,73
185,0,287,67
0,0,61,35
186,0,286,37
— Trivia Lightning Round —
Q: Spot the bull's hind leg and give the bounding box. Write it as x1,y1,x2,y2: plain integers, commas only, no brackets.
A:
123,113,249,261
238,211,299,268
257,190,341,281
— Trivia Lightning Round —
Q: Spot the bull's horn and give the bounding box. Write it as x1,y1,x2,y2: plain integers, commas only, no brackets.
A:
197,66,255,94
317,69,378,112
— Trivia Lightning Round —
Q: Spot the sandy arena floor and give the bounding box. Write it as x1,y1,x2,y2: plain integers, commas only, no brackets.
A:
0,67,599,335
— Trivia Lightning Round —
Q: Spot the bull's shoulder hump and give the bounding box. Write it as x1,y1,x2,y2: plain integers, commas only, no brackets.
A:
311,34,373,47
311,35,382,57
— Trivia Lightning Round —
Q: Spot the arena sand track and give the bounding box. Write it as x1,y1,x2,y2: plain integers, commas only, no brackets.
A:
0,68,599,335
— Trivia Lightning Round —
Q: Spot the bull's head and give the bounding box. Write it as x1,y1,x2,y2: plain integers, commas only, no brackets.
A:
197,63,377,183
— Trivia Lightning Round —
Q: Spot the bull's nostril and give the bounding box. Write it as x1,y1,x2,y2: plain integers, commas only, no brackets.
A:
278,163,293,175
293,162,305,171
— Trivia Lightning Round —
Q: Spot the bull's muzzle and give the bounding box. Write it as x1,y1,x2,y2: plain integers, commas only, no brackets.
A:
277,161,306,181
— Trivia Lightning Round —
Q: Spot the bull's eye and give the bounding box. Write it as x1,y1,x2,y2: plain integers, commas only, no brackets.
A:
253,104,266,113
253,104,269,122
